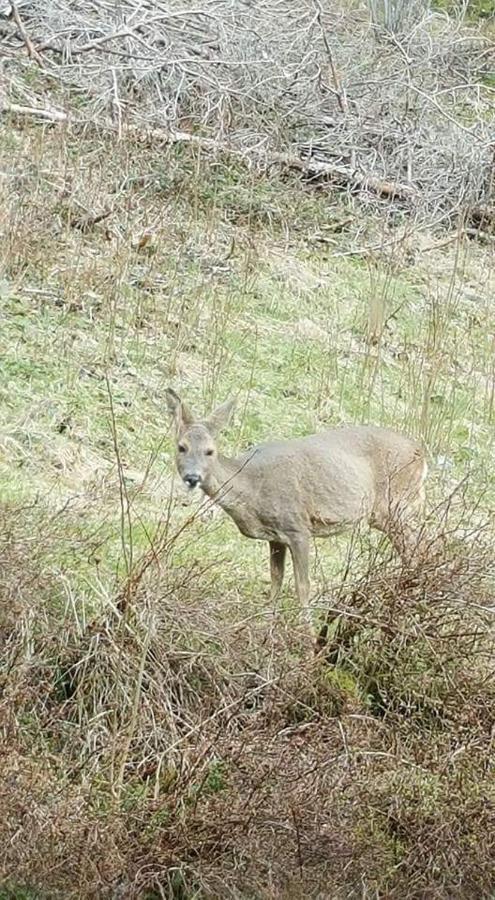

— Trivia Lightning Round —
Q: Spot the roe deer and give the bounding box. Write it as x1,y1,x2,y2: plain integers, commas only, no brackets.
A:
166,389,427,635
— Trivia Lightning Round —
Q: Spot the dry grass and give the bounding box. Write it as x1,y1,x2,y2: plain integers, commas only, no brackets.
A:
1,71,495,898
1,505,494,898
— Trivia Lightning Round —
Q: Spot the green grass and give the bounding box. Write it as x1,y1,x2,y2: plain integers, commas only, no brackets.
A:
433,0,495,19
1,123,494,603
0,889,45,900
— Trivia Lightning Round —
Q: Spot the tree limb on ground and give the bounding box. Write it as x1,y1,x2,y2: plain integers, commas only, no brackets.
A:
132,126,418,202
0,103,420,204
10,2,44,66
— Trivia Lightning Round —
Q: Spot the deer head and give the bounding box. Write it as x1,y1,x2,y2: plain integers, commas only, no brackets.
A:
166,388,236,490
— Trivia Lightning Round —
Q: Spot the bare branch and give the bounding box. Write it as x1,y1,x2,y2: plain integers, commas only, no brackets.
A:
10,1,44,65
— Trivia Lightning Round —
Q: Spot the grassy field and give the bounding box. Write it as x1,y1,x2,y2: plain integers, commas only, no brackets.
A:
1,121,495,898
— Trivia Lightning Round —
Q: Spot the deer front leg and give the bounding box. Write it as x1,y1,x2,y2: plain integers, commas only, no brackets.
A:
288,534,313,635
269,541,287,603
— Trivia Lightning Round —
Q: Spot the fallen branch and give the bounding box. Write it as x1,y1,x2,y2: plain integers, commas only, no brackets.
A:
465,226,495,243
129,126,417,202
0,107,417,203
270,152,416,201
3,101,68,122
10,2,44,66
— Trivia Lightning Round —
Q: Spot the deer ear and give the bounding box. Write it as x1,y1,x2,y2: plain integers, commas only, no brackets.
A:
205,398,236,435
165,388,194,434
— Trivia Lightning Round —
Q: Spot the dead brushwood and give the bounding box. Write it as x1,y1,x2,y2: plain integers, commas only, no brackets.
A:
2,1,495,226
1,494,495,897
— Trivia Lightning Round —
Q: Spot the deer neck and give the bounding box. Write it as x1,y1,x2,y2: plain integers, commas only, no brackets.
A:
201,452,251,510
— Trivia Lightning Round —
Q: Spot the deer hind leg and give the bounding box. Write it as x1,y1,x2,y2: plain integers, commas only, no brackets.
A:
389,516,421,562
288,534,314,634
371,502,423,563
371,459,428,563
269,541,287,603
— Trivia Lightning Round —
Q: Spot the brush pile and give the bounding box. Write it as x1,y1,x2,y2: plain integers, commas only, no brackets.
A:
2,1,495,226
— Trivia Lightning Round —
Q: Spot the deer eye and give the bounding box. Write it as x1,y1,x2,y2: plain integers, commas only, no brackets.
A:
205,449,214,456
178,444,186,453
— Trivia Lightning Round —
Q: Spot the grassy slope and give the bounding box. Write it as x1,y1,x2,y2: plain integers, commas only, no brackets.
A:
1,121,495,897
1,125,494,590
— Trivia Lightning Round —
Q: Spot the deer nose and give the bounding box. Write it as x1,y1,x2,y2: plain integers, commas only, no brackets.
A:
184,474,201,488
